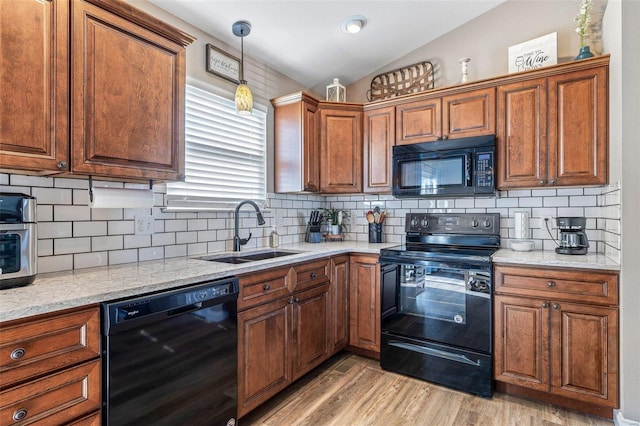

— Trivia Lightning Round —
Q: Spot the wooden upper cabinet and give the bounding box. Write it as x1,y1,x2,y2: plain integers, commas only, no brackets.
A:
272,93,320,193
497,78,548,188
71,0,191,181
497,60,609,189
395,97,441,145
548,66,608,186
0,0,194,181
395,87,495,145
319,104,363,193
363,106,395,193
442,87,495,139
0,0,69,174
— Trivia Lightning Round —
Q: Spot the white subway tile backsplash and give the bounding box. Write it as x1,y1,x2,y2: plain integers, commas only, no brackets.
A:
33,187,72,205
92,235,123,251
10,175,53,188
2,175,621,272
74,251,108,269
55,237,91,254
38,255,73,273
38,222,72,239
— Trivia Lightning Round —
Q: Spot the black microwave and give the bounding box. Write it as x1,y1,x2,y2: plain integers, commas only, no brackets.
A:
392,135,495,198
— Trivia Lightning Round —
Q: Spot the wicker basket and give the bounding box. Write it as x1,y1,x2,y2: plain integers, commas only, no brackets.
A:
367,61,434,101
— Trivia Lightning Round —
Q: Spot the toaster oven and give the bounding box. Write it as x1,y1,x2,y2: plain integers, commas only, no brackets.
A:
0,193,37,289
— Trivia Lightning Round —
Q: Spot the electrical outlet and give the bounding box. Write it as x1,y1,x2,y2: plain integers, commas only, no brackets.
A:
135,215,154,235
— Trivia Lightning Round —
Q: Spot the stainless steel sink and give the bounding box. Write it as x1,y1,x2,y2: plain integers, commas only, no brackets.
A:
197,250,302,264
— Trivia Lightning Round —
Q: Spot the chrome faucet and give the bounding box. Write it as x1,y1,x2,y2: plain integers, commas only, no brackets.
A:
233,200,266,251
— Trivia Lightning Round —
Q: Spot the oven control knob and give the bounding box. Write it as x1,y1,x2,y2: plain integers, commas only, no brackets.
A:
482,219,492,228
420,218,429,228
471,219,479,228
410,216,419,228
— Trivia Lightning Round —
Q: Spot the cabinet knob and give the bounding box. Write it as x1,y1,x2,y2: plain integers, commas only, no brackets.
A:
547,281,556,288
288,298,294,304
310,272,316,279
442,135,449,140
13,408,28,422
10,348,25,360
539,180,546,185
294,297,300,303
550,179,556,184
552,303,560,310
263,284,270,291
542,302,549,308
57,160,67,170
435,136,442,141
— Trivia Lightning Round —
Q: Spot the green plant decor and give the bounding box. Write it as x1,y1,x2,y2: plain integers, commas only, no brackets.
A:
321,208,349,232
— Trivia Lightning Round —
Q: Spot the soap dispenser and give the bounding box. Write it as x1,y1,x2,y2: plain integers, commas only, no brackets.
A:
269,226,279,248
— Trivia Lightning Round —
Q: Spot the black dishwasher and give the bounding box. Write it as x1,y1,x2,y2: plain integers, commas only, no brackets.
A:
101,277,238,426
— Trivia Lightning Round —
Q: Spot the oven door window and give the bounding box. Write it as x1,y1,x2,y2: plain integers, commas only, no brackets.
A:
383,263,491,354
0,234,21,274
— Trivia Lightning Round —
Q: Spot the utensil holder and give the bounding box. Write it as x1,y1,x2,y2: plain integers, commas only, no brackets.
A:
368,223,383,243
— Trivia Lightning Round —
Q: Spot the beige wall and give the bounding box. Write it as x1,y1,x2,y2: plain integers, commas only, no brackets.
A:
348,1,594,102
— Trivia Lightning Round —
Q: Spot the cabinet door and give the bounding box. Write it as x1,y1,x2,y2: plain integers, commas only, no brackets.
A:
319,107,362,193
330,256,350,352
442,87,495,139
551,302,618,407
291,284,331,380
349,255,380,353
496,78,548,189
0,0,69,173
494,295,550,392
71,0,186,181
237,298,291,418
548,66,608,186
363,106,395,193
273,95,319,193
395,97,441,145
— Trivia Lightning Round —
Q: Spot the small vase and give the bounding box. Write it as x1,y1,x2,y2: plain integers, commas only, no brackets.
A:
330,225,340,235
575,46,594,60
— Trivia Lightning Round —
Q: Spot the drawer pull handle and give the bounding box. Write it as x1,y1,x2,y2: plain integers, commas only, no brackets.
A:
10,348,26,360
310,272,316,279
13,408,28,421
552,303,560,310
263,284,271,291
542,302,549,308
547,281,556,288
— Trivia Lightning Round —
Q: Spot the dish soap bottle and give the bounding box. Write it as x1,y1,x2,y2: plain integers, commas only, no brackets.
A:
269,226,279,248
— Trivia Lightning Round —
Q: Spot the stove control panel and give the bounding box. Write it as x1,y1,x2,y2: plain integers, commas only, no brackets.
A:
405,213,500,235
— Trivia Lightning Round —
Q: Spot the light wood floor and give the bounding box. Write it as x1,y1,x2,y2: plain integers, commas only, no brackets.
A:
241,353,613,426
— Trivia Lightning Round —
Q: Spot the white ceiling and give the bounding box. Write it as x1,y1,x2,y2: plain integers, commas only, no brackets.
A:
148,0,506,94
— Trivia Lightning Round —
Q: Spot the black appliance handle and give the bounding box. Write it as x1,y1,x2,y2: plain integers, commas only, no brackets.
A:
388,340,481,366
465,154,472,187
168,302,203,316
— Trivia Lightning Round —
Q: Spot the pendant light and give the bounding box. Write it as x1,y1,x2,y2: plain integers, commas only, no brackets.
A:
232,20,253,116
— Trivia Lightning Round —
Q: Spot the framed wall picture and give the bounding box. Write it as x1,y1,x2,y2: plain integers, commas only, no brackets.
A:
206,44,241,84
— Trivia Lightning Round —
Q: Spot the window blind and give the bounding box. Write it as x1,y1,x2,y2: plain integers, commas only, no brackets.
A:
166,85,267,210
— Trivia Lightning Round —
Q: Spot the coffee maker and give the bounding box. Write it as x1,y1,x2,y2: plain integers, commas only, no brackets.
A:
555,217,589,255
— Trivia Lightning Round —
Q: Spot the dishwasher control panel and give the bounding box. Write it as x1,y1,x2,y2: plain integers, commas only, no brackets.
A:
103,277,239,329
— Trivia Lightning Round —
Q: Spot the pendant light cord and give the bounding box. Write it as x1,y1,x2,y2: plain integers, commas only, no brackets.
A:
240,32,244,81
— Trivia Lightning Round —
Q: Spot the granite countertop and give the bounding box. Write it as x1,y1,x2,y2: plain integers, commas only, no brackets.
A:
0,241,394,323
1,242,620,323
492,248,620,271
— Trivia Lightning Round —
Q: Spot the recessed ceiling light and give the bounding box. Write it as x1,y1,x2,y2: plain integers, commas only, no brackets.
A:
342,15,367,34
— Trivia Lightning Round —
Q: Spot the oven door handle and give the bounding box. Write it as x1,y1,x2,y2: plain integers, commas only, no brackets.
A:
388,340,481,366
465,154,472,187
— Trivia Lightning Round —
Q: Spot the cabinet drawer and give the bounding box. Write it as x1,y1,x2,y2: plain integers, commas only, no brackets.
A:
0,359,101,426
239,266,293,310
0,308,100,388
494,265,618,305
293,258,330,291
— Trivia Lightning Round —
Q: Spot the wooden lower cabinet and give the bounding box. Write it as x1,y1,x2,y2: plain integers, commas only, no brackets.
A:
349,254,380,354
0,306,101,425
330,256,350,352
494,265,618,415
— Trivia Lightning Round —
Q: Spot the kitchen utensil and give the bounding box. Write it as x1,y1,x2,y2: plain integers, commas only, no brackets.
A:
366,212,375,223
